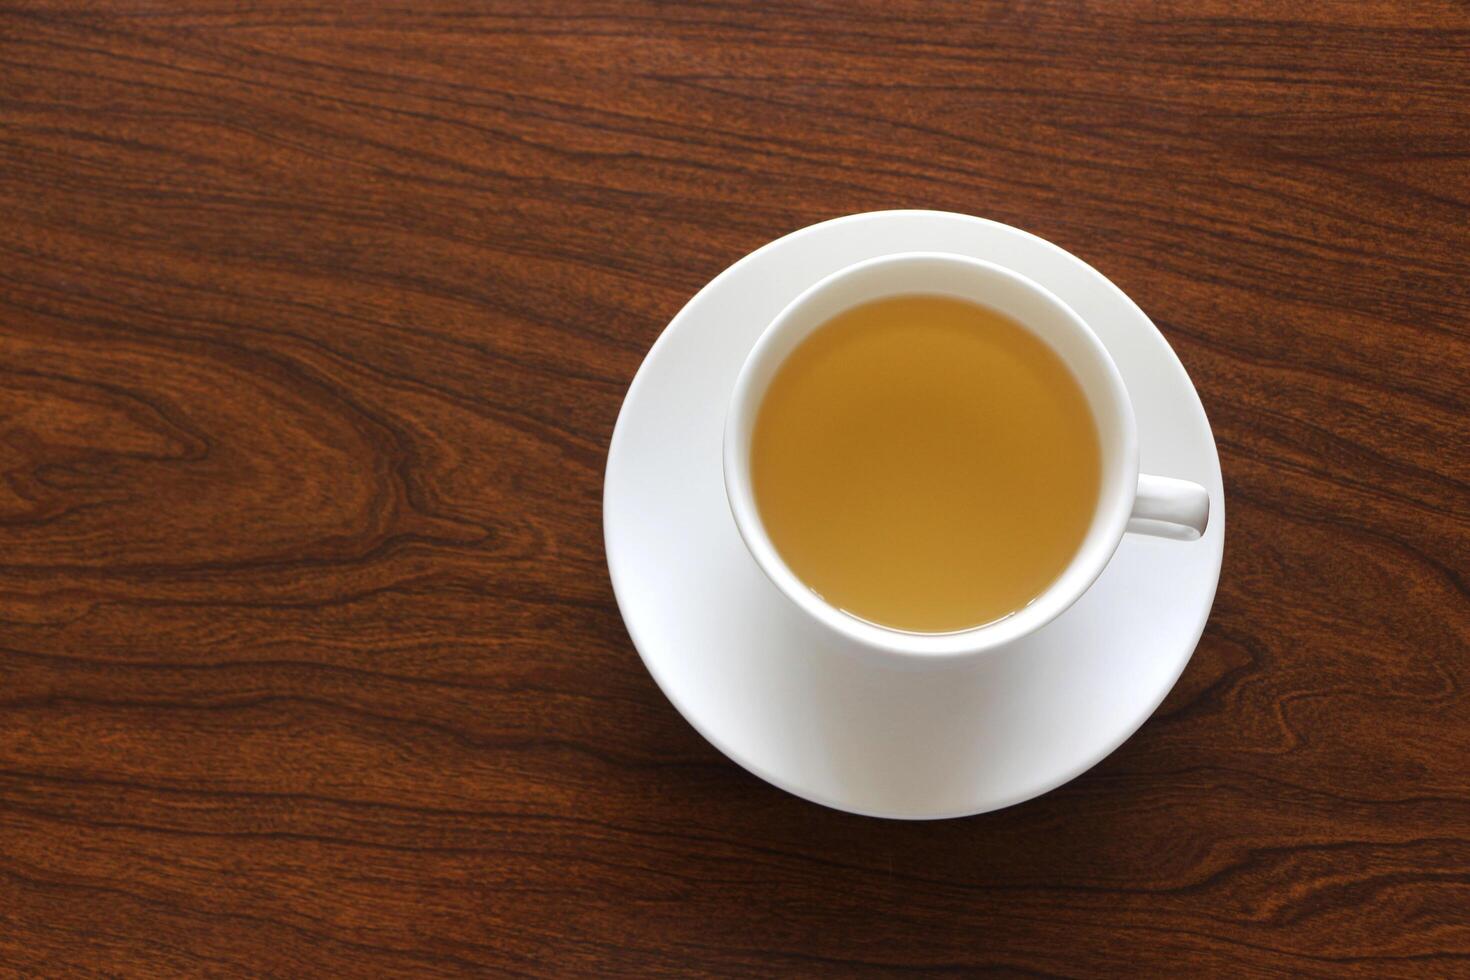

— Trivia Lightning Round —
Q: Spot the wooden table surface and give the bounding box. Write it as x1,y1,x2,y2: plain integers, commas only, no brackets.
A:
3,2,1468,975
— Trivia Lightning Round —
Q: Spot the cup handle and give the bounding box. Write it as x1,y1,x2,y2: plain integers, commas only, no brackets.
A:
1128,474,1210,540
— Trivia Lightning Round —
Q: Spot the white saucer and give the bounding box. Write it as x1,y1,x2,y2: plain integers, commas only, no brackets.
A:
604,210,1224,819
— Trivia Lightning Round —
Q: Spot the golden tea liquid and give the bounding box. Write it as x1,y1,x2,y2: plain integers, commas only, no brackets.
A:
750,295,1102,633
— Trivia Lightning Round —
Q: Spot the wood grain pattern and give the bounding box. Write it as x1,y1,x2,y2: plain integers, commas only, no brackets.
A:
2,1,1467,975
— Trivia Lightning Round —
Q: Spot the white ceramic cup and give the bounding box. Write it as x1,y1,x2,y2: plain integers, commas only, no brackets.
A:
723,252,1210,663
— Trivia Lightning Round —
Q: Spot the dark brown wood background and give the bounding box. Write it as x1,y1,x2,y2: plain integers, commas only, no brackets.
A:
2,1,1467,975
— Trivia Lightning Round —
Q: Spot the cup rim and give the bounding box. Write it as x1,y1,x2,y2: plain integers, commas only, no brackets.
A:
722,251,1140,661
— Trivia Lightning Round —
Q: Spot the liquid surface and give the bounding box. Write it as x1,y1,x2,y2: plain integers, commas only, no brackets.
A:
751,295,1102,633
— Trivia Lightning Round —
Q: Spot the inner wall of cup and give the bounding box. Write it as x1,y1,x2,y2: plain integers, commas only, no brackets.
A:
735,255,1132,639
